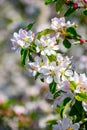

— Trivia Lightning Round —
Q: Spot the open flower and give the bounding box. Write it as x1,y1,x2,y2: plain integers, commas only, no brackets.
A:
53,117,80,130
11,29,35,50
70,72,87,93
39,62,59,84
28,55,48,77
35,35,59,56
51,17,73,31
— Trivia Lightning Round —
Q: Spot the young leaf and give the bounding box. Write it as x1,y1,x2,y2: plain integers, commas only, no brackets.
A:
69,100,85,122
64,7,77,17
47,54,57,62
75,93,87,101
83,9,87,16
21,48,28,65
35,72,40,80
70,81,77,91
29,53,34,62
29,43,36,52
63,39,71,48
53,90,66,99
56,0,64,12
37,29,55,39
60,97,71,118
41,78,44,82
26,22,35,31
66,27,78,39
46,119,57,125
45,0,57,5
49,81,57,94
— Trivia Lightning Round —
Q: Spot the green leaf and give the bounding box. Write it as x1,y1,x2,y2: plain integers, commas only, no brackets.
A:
60,97,71,118
53,90,66,99
41,78,44,82
56,0,64,12
66,27,78,39
29,53,34,62
26,22,35,31
35,72,40,80
75,93,87,101
70,81,77,91
49,81,57,94
46,119,57,125
63,39,71,48
69,100,85,122
83,9,87,16
45,0,57,5
29,43,36,53
21,49,28,65
47,54,57,62
37,29,55,39
64,7,77,17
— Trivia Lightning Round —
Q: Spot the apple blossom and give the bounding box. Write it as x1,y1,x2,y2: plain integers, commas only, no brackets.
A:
11,29,35,50
11,13,87,129
51,17,75,32
35,35,59,56
53,117,80,130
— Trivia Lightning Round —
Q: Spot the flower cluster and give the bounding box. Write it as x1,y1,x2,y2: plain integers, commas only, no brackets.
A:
11,17,87,130
53,117,80,130
11,29,35,51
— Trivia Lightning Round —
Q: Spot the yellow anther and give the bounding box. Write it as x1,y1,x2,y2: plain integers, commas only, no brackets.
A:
50,70,55,76
50,45,54,49
60,70,65,75
66,126,74,130
77,82,81,86
80,86,86,93
40,45,44,51
57,24,61,28
24,37,29,43
40,62,44,67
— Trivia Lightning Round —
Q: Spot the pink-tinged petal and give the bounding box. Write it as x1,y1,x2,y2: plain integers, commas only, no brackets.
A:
53,45,59,50
19,29,27,39
51,24,58,30
11,39,17,47
17,40,24,47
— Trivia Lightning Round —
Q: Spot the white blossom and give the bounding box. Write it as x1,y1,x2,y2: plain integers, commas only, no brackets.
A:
51,17,74,31
70,72,87,93
13,105,27,115
53,117,80,130
11,29,35,50
35,35,59,56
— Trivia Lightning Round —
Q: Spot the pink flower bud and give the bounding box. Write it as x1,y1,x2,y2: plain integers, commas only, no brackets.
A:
80,38,86,43
72,3,78,8
83,0,87,3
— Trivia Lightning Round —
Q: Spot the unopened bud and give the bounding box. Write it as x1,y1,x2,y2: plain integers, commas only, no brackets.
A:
72,3,78,8
83,0,87,4
80,38,86,43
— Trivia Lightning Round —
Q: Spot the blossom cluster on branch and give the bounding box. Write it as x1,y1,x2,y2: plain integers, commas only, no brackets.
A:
45,0,87,17
11,15,87,129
